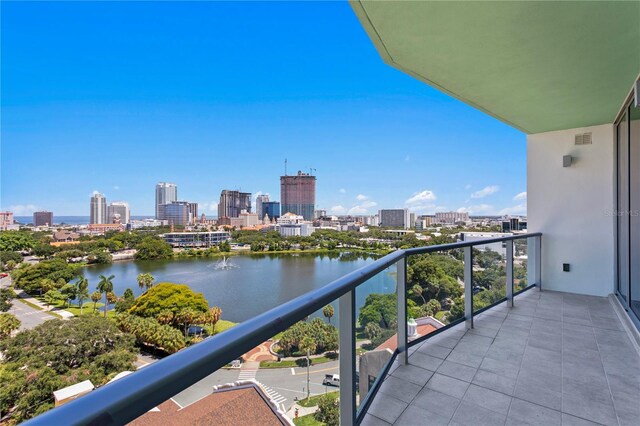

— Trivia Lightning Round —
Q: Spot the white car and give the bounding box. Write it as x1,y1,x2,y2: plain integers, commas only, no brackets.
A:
322,374,340,387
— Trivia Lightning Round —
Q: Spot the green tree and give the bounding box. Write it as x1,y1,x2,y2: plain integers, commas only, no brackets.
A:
75,277,90,315
0,250,23,265
209,306,222,329
43,290,63,309
129,283,209,322
0,231,36,252
364,322,382,341
86,249,113,264
97,275,115,317
11,258,79,294
0,288,15,312
32,244,56,258
299,336,317,400
358,293,397,329
59,283,77,308
115,288,136,313
219,240,231,252
136,273,155,291
0,316,136,423
412,284,427,305
0,312,21,339
134,237,173,260
315,394,339,426
175,307,200,337
322,304,335,324
91,291,102,313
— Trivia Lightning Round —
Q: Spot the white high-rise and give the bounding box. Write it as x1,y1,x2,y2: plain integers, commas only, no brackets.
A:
90,193,107,224
255,194,270,220
107,201,131,224
156,182,177,220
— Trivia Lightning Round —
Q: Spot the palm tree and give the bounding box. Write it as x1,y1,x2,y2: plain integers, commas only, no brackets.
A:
209,306,222,331
75,277,89,315
91,291,101,313
412,284,427,305
136,273,154,291
97,274,115,317
299,336,317,401
322,305,334,324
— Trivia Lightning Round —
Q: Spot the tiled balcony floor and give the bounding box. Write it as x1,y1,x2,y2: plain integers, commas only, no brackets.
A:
362,289,640,426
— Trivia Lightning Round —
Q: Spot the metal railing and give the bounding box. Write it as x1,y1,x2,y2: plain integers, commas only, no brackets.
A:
25,233,541,426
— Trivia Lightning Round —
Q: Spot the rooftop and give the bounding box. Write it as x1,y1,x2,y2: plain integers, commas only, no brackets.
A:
361,289,640,426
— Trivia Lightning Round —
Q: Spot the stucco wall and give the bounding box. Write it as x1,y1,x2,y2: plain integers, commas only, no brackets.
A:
527,124,615,296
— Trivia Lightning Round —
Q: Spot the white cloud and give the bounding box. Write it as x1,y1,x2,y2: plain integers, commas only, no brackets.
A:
470,185,500,199
254,191,270,198
456,204,494,214
198,202,218,213
406,190,437,205
499,203,527,215
356,194,368,201
331,205,346,214
513,192,527,201
113,185,120,190
8,204,40,215
339,188,346,194
348,206,368,215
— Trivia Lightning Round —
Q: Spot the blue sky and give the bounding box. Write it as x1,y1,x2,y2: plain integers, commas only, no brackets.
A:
1,1,526,217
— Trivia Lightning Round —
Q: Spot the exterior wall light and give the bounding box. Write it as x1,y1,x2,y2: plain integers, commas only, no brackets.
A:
563,155,572,167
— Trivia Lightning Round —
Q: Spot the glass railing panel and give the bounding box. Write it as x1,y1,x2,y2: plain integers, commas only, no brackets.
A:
472,243,507,314
406,248,465,326
354,264,397,412
514,237,529,291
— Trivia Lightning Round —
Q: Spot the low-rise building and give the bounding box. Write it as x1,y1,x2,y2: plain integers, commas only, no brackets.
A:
161,231,230,248
459,231,514,257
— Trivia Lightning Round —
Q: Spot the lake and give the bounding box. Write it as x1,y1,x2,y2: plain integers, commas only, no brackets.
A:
82,253,397,323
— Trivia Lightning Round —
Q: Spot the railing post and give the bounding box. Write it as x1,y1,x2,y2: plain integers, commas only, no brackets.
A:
464,246,473,329
528,235,542,290
339,289,356,426
506,241,514,308
396,257,408,365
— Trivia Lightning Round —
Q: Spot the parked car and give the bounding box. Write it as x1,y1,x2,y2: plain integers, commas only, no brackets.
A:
0,273,8,278
323,374,340,387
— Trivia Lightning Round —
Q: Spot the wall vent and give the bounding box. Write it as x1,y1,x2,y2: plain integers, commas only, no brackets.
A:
575,132,592,145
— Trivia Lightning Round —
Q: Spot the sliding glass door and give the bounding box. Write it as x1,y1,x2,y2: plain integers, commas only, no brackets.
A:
617,94,640,324
630,100,640,319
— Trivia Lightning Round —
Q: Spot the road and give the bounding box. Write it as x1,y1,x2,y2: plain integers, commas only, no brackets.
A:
171,360,339,412
1,276,55,331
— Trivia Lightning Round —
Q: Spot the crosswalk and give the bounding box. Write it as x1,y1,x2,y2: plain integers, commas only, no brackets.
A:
237,368,258,381
260,384,287,412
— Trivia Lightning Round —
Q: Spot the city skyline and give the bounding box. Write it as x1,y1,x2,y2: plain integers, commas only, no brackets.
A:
1,2,527,217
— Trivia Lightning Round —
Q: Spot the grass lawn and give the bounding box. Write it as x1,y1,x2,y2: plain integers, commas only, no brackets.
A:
214,320,237,334
37,298,117,318
297,391,338,408
260,355,334,369
293,413,323,426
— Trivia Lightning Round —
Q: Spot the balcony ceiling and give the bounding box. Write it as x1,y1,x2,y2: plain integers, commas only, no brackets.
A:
351,1,640,134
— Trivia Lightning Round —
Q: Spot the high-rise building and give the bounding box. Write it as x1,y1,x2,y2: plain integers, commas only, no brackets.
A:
218,190,251,218
33,211,53,227
156,183,177,220
280,171,316,221
314,209,327,219
263,201,281,221
158,201,198,226
90,193,107,225
378,209,411,229
107,202,130,224
0,212,14,231
435,211,470,224
255,194,270,220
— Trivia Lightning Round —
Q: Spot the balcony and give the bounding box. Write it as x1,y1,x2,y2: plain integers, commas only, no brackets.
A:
362,290,640,426
20,233,640,425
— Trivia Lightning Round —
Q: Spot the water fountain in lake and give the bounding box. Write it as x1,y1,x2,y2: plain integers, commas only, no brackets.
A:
212,256,238,270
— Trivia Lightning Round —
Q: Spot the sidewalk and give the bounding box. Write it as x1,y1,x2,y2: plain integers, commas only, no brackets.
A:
11,285,74,319
286,402,318,420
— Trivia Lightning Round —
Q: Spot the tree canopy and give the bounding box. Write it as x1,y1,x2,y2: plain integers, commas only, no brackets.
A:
0,231,36,252
134,237,173,260
0,316,137,423
11,259,79,294
129,282,209,320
